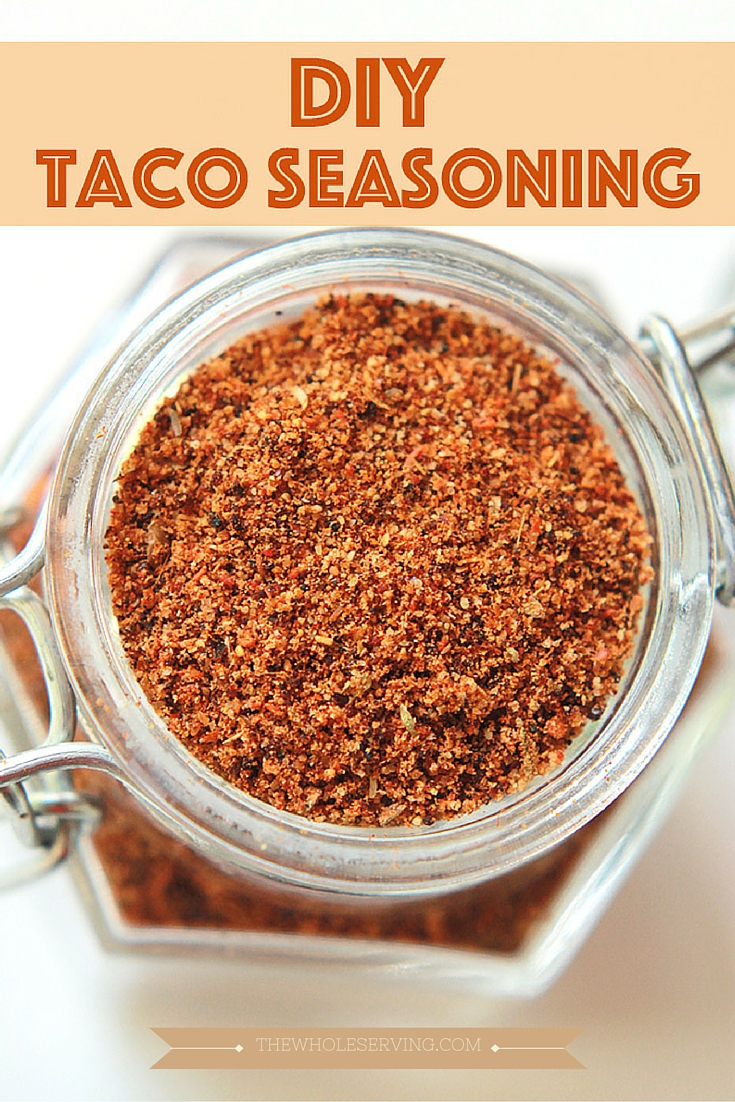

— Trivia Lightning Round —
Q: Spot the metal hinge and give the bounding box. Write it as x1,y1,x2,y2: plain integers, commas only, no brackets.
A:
640,311,735,605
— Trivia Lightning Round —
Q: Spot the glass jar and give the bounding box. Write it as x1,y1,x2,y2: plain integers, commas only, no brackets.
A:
1,229,734,995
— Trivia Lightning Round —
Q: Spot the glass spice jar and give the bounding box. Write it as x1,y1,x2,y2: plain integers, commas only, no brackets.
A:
1,228,734,997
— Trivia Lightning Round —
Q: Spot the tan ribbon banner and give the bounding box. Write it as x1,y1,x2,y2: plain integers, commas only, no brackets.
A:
151,1027,584,1070
1,43,734,225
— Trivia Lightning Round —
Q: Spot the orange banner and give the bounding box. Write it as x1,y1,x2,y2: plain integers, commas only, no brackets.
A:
1,43,732,225
150,1027,585,1069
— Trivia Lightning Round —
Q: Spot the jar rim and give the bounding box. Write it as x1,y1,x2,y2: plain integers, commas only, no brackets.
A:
45,227,715,895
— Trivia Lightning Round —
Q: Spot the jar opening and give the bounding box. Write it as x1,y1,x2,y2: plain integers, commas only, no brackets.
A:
46,229,714,894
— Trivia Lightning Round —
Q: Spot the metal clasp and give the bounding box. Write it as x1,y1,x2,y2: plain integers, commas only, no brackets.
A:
0,580,108,890
640,311,735,606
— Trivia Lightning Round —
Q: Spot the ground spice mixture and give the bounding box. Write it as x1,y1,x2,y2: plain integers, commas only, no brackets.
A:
105,293,652,827
74,770,596,951
0,486,603,953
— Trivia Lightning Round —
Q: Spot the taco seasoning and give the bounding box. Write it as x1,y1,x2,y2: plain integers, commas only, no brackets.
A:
0,479,614,953
104,293,652,828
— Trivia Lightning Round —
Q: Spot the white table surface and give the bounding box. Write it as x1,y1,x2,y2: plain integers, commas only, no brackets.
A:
0,226,733,1102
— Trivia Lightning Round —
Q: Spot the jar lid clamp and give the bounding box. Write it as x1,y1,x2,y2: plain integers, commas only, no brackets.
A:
640,313,735,606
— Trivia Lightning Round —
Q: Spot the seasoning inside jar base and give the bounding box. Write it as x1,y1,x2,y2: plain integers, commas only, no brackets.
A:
105,293,652,827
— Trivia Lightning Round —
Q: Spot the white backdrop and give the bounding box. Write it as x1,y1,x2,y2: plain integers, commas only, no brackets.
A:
0,5,734,1101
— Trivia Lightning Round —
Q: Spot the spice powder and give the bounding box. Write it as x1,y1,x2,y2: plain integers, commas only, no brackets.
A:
105,293,652,827
0,486,604,951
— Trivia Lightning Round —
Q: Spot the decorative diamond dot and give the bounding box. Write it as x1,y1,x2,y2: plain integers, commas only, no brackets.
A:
491,1045,500,1053
235,1045,243,1053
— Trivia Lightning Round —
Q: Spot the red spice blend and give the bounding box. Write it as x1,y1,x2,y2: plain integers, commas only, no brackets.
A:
105,293,652,827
